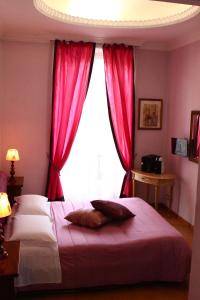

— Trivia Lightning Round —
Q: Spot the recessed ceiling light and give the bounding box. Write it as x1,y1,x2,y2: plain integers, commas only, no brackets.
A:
34,0,200,28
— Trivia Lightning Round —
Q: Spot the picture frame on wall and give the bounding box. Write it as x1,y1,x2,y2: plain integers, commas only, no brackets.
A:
138,98,163,130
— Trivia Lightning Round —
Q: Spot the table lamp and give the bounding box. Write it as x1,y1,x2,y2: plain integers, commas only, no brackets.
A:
0,192,11,259
6,149,20,182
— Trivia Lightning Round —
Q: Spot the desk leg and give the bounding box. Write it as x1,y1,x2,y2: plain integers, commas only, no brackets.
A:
155,185,160,210
146,184,150,202
132,179,136,197
169,185,174,210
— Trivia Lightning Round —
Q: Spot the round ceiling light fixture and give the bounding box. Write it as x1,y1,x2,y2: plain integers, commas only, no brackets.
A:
34,0,200,28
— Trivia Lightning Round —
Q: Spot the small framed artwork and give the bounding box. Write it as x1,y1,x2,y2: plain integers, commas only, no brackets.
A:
138,98,163,130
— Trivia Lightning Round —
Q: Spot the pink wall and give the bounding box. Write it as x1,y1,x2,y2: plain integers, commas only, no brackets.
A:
167,41,200,224
135,49,169,163
134,48,169,202
0,41,53,195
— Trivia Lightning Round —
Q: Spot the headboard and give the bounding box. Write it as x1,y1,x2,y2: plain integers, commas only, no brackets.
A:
0,171,8,192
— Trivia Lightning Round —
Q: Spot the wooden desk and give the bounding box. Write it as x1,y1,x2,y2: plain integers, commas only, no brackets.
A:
132,170,175,210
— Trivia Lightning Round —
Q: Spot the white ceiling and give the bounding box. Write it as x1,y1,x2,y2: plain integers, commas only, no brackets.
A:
1,0,200,50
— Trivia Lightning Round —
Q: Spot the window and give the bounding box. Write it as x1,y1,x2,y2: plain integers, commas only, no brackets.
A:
60,46,125,201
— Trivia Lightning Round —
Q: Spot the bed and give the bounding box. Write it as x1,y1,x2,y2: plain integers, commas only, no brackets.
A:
5,196,191,293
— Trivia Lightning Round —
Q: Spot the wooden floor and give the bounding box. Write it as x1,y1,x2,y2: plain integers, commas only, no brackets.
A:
18,205,193,300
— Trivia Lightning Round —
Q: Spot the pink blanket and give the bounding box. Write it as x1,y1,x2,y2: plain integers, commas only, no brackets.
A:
19,197,191,292
53,197,191,289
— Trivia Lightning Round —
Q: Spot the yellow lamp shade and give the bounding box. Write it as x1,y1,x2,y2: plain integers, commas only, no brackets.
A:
6,149,20,161
0,193,11,218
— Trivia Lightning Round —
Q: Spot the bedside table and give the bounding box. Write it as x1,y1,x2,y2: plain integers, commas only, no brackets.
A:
0,241,20,299
7,177,24,206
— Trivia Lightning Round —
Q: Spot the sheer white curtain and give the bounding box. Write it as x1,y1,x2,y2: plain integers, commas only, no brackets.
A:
60,46,125,201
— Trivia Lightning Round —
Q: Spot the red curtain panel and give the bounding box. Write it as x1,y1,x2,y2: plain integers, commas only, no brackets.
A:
103,44,134,197
196,116,200,158
47,40,95,201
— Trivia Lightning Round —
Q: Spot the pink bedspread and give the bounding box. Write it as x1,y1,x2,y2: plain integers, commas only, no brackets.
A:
53,197,191,289
19,197,191,292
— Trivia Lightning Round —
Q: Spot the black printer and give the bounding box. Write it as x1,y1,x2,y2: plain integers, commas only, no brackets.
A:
141,154,162,174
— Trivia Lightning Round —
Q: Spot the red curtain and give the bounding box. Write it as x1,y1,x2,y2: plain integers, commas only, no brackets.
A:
196,116,200,158
47,40,95,201
103,44,134,197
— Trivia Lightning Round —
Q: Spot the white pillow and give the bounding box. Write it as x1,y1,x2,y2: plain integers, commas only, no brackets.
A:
15,194,48,203
8,215,56,242
15,194,50,216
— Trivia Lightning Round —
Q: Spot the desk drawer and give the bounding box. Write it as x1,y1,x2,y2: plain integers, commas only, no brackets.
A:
134,173,158,185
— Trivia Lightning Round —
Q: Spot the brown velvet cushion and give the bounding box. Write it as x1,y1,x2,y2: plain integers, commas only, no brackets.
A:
65,209,110,228
91,200,135,221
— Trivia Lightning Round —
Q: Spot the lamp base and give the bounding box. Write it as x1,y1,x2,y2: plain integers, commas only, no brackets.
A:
8,176,16,184
9,161,16,180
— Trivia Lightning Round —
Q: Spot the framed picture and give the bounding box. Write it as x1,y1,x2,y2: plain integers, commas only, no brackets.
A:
138,98,163,130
